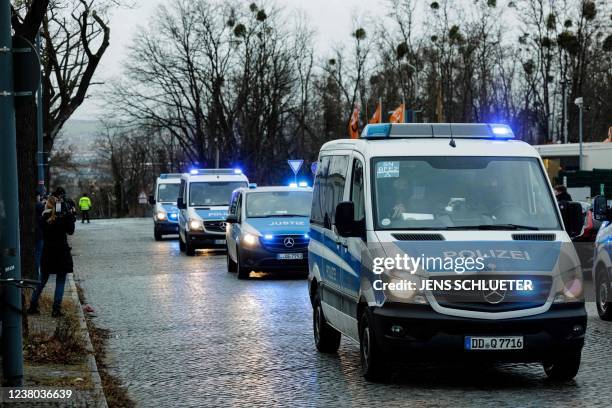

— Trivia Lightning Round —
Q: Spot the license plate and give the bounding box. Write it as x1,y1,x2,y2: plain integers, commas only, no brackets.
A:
214,240,225,245
277,253,303,260
465,336,523,350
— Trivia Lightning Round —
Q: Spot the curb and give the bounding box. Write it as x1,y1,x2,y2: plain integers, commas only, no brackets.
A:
67,273,108,408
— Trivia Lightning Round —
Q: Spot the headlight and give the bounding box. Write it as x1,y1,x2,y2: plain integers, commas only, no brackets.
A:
381,274,428,304
189,219,204,231
242,233,258,246
156,211,167,221
553,267,584,303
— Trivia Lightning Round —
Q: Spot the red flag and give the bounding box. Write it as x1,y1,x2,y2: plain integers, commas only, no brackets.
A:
348,106,360,139
389,103,405,123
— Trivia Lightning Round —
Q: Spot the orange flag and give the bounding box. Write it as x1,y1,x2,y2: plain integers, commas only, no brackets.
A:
389,103,405,123
348,106,360,139
369,102,382,124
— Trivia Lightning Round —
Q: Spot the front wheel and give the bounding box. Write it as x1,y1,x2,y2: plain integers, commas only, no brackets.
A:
360,309,388,382
179,232,186,252
543,349,582,381
236,250,250,279
595,268,612,320
185,235,196,256
313,290,341,353
154,229,163,241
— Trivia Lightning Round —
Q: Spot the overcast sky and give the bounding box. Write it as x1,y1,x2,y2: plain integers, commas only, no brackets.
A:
75,0,391,119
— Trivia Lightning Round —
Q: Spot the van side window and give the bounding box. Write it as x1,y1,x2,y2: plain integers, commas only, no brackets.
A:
311,156,330,226
324,155,349,229
236,194,243,222
351,158,365,222
179,180,186,201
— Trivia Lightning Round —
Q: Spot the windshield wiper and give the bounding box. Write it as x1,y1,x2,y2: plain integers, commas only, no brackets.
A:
444,224,540,231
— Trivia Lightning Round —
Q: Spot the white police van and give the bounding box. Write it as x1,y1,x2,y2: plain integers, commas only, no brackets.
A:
592,195,612,320
309,123,586,381
177,169,249,256
150,174,182,241
226,185,313,279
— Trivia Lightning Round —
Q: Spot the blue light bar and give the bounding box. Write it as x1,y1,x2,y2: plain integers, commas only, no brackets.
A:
159,173,182,179
234,168,243,174
298,181,308,187
248,183,258,189
360,123,515,140
189,169,199,175
289,182,298,188
188,169,244,176
364,123,391,138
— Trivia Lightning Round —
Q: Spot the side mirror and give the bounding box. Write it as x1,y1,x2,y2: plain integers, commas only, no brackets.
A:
558,201,584,238
148,195,156,205
334,201,363,237
226,214,238,224
592,195,609,221
177,197,186,209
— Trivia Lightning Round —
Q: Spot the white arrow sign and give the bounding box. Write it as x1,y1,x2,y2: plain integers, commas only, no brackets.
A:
288,160,303,175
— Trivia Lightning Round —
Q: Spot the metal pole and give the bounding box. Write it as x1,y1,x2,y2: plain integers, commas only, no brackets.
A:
215,138,219,168
578,105,583,170
563,82,569,144
0,0,24,386
36,31,45,194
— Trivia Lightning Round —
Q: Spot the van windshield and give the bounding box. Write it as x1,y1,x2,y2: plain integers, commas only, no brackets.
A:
372,157,561,230
246,191,312,218
189,182,247,206
157,183,180,203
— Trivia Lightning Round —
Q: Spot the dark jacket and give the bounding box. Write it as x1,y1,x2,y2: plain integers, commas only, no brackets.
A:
40,211,76,275
35,201,45,242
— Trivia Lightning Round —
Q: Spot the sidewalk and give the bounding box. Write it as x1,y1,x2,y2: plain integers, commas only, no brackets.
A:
23,274,107,407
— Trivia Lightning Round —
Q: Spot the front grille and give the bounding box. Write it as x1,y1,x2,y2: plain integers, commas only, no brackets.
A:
431,275,552,312
203,220,226,233
261,234,309,252
512,233,556,241
392,233,445,241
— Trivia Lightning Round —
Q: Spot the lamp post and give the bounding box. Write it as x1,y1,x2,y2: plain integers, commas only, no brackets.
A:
575,97,584,170
0,0,24,387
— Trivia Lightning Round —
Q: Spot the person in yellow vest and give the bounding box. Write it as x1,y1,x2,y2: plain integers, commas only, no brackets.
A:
78,193,92,224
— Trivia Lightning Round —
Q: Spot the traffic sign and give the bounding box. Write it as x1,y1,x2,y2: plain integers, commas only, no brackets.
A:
288,160,303,175
138,192,147,204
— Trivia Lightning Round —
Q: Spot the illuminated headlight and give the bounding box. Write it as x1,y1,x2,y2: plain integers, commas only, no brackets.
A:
188,219,204,231
553,268,584,303
242,233,258,246
385,275,428,304
156,211,167,221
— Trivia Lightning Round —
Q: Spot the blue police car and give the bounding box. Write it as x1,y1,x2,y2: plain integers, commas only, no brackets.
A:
225,186,313,279
592,195,612,320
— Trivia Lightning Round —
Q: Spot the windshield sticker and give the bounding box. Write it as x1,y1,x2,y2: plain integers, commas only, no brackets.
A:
159,184,167,190
376,161,400,178
381,218,391,226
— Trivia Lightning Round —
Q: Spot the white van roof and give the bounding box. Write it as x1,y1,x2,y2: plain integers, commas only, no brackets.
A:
156,173,182,183
181,169,249,183
321,138,540,159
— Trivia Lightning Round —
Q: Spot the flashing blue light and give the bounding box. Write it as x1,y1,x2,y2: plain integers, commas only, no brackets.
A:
490,124,514,138
298,181,308,187
189,169,199,175
169,213,178,220
289,182,298,188
248,183,258,189
363,123,391,138
304,233,309,239
234,168,243,174
264,234,273,240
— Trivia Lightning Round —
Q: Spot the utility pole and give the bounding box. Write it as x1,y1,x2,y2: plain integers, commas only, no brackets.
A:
36,31,45,194
575,97,584,170
0,0,25,387
561,79,569,144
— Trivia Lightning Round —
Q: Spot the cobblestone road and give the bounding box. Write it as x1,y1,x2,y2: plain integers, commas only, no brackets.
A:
71,218,612,407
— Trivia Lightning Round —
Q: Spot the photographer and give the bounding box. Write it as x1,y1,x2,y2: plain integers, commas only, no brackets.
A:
27,195,76,317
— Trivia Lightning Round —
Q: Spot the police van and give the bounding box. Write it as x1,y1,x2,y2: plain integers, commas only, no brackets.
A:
226,185,313,279
177,169,249,256
308,123,586,381
150,174,182,241
592,195,612,320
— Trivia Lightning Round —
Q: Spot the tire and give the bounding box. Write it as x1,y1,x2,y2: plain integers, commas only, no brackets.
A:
236,250,250,279
185,235,196,256
595,267,612,321
227,246,237,273
154,229,163,241
313,290,341,353
179,233,186,252
359,308,388,382
543,349,582,381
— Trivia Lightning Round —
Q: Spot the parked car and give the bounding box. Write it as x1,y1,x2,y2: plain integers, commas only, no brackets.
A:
592,195,612,320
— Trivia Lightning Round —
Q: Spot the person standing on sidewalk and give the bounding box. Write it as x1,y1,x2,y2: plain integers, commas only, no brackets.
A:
28,195,76,317
34,191,46,280
79,193,92,224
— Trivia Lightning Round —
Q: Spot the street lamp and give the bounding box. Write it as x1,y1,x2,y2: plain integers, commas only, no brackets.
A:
574,97,583,171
